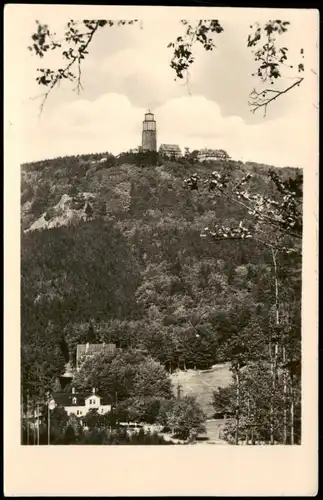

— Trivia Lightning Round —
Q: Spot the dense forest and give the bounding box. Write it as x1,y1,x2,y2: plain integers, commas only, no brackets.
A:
21,151,302,444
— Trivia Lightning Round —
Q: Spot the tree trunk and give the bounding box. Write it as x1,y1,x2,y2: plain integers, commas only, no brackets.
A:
26,390,30,445
290,382,295,445
283,346,288,445
33,401,36,445
21,389,24,445
37,403,40,445
235,364,240,445
246,395,250,444
270,248,280,446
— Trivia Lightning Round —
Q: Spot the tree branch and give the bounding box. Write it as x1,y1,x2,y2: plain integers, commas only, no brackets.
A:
248,78,304,117
212,188,302,240
31,20,138,115
37,23,100,115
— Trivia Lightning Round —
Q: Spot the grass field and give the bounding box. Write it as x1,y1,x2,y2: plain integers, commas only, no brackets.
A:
170,363,233,418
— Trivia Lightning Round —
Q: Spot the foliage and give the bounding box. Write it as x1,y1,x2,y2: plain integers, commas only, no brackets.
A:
21,159,301,382
183,165,302,445
82,409,107,430
157,395,206,440
184,169,302,246
29,19,138,112
80,427,174,445
184,149,200,164
168,19,305,115
168,20,224,78
21,154,302,444
73,349,173,422
247,20,305,115
212,386,235,417
23,420,173,445
84,201,93,217
213,361,301,444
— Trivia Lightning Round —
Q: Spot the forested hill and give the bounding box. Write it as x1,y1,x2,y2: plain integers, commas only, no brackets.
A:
21,152,302,397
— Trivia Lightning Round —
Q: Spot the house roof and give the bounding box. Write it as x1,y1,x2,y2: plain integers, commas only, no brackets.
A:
52,391,112,407
198,148,229,157
159,144,181,153
76,343,116,360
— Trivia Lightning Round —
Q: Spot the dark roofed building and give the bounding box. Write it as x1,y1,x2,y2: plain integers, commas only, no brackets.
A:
158,144,182,159
76,343,117,371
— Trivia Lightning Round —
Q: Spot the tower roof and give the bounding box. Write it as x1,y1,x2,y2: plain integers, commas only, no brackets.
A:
144,111,155,120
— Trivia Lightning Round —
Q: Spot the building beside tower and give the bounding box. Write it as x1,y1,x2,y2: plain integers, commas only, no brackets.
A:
133,111,231,163
159,144,182,159
141,111,157,152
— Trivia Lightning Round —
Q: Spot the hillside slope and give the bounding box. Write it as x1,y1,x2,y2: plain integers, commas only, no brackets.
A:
21,153,302,398
21,153,299,232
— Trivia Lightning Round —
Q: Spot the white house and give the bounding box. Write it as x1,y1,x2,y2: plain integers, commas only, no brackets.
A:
52,387,112,418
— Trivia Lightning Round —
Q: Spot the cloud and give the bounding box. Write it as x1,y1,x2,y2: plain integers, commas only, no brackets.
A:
21,90,314,170
17,11,317,168
21,93,144,161
155,94,313,168
93,13,313,125
99,40,184,108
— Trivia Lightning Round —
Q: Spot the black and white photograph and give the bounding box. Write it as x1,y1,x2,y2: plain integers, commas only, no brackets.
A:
4,4,318,496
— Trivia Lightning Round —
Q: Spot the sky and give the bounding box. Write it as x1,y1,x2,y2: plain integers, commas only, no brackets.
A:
8,6,319,168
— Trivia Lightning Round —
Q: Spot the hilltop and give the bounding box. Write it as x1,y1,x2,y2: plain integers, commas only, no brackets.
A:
21,152,299,232
21,152,301,403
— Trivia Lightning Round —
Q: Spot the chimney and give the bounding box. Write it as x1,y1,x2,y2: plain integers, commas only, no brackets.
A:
72,387,75,394
92,387,96,394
